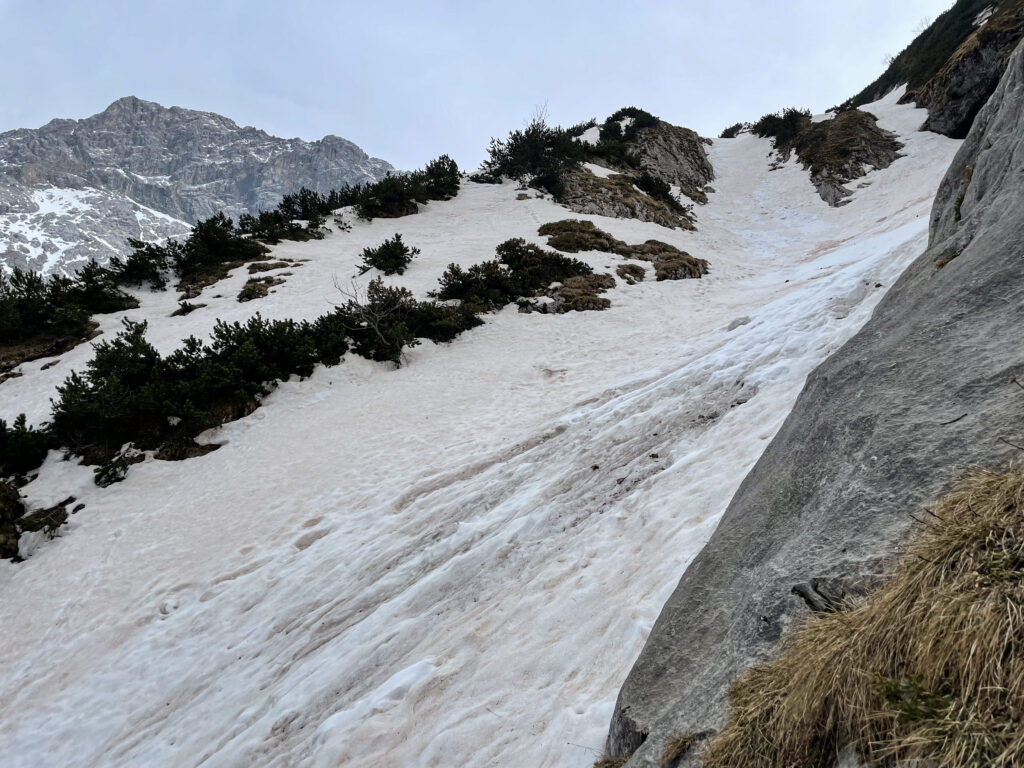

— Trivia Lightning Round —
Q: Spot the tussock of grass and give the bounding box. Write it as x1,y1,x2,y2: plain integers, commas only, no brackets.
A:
704,465,1024,768
661,732,697,766
538,219,632,256
617,264,646,284
594,755,631,768
237,276,285,302
538,220,708,281
547,273,615,313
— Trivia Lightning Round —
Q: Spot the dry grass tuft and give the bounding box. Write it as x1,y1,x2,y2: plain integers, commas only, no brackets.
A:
538,219,633,256
550,273,616,312
662,732,697,766
617,264,646,284
538,221,708,281
237,276,285,302
594,755,632,768
704,464,1024,768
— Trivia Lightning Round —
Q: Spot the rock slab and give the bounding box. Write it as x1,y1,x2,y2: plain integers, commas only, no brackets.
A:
605,38,1024,768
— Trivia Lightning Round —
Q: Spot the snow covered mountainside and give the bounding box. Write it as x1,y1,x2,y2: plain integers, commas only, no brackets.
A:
0,89,959,767
0,97,392,275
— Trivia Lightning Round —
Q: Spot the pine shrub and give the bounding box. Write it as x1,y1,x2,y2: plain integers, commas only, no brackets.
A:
358,234,420,275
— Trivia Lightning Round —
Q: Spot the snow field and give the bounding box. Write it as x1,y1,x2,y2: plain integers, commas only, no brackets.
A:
0,88,960,767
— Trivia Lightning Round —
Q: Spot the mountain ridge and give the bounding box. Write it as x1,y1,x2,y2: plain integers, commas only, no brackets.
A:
0,97,393,274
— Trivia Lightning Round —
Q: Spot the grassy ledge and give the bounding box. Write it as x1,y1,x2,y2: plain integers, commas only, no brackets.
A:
704,464,1024,768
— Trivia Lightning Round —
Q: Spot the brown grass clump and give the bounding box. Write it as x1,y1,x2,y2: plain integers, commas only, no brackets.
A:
594,755,631,768
550,273,615,312
538,219,633,256
617,264,646,284
791,110,902,181
237,276,285,302
654,253,708,281
559,169,695,230
661,733,697,766
703,465,1024,768
538,221,708,282
247,260,292,273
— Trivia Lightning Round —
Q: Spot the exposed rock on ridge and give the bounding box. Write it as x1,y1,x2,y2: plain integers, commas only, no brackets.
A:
605,37,1024,768
559,168,695,230
796,110,903,206
0,97,393,273
910,0,1024,137
627,121,714,204
842,0,1024,139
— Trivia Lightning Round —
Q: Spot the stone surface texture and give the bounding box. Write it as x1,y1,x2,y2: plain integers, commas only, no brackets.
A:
605,38,1024,768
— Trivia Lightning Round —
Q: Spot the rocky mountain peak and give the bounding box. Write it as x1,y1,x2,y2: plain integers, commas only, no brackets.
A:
0,97,394,274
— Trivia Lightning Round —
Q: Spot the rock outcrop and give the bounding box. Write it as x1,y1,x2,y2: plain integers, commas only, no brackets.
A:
559,168,695,229
843,0,1024,140
911,0,1024,137
796,110,903,206
0,97,393,274
604,37,1024,768
628,122,714,204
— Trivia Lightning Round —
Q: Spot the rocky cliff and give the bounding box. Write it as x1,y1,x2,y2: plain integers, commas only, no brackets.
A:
0,97,392,274
843,0,1024,139
605,37,1024,768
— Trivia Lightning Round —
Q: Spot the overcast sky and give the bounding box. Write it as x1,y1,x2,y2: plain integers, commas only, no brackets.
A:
1,0,953,171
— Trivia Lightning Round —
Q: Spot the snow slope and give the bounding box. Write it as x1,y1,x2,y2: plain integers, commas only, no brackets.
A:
0,89,959,768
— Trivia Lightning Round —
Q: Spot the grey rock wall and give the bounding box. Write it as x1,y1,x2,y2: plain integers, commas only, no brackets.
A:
605,37,1024,768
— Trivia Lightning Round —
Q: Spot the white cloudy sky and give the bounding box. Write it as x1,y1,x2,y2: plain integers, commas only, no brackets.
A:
2,0,953,170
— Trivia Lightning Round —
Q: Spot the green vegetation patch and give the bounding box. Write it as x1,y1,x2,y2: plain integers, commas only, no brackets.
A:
0,263,137,378
358,233,420,275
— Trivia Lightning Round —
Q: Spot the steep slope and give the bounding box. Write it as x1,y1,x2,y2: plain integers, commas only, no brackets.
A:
843,0,1024,138
606,39,1024,768
0,92,958,767
0,97,392,274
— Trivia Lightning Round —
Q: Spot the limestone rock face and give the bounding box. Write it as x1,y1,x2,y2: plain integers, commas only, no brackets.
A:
605,38,1024,768
559,168,695,230
630,122,714,204
0,97,393,274
909,3,1024,138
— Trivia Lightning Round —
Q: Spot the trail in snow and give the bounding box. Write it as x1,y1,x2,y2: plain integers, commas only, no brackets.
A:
0,89,959,767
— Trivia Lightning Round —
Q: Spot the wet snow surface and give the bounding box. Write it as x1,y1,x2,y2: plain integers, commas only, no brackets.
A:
0,90,959,767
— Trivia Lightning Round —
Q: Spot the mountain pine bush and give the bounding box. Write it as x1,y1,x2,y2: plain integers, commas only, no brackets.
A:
358,234,420,275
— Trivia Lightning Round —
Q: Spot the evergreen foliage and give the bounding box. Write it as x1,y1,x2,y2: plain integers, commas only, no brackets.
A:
237,210,305,243
110,240,172,289
480,115,587,197
719,122,747,139
418,154,461,200
358,234,420,275
38,274,481,476
837,0,1007,112
751,108,812,148
171,212,270,286
434,237,593,310
635,172,685,213
588,106,659,169
0,265,137,347
565,118,597,137
0,414,55,478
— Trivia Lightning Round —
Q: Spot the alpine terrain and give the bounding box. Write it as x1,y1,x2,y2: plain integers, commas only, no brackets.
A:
0,96,392,275
1,3,1023,768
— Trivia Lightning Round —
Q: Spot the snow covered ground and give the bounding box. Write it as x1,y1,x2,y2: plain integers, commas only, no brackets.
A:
0,89,960,767
0,186,191,275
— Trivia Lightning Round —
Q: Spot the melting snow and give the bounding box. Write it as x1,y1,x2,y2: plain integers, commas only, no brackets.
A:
0,88,960,767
